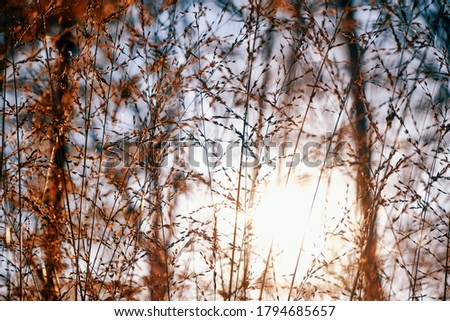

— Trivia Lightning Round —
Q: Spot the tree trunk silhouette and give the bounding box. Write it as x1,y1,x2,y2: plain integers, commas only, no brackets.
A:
39,14,77,301
148,177,170,301
339,0,384,300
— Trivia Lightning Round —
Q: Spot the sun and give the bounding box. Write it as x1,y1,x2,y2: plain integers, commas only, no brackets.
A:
253,180,318,250
250,168,355,293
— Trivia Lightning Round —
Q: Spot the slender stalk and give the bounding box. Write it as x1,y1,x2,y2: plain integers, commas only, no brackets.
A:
287,2,349,299
85,9,125,300
411,133,442,299
196,2,219,299
228,0,261,300
11,34,23,302
258,240,272,301
80,1,106,300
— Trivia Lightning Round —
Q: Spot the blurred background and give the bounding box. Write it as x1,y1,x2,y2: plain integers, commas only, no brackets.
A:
0,0,449,300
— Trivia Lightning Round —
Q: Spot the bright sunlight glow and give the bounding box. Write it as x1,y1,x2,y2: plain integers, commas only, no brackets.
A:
251,168,356,298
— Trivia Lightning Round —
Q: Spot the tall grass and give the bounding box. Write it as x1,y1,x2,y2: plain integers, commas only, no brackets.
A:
0,0,449,300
